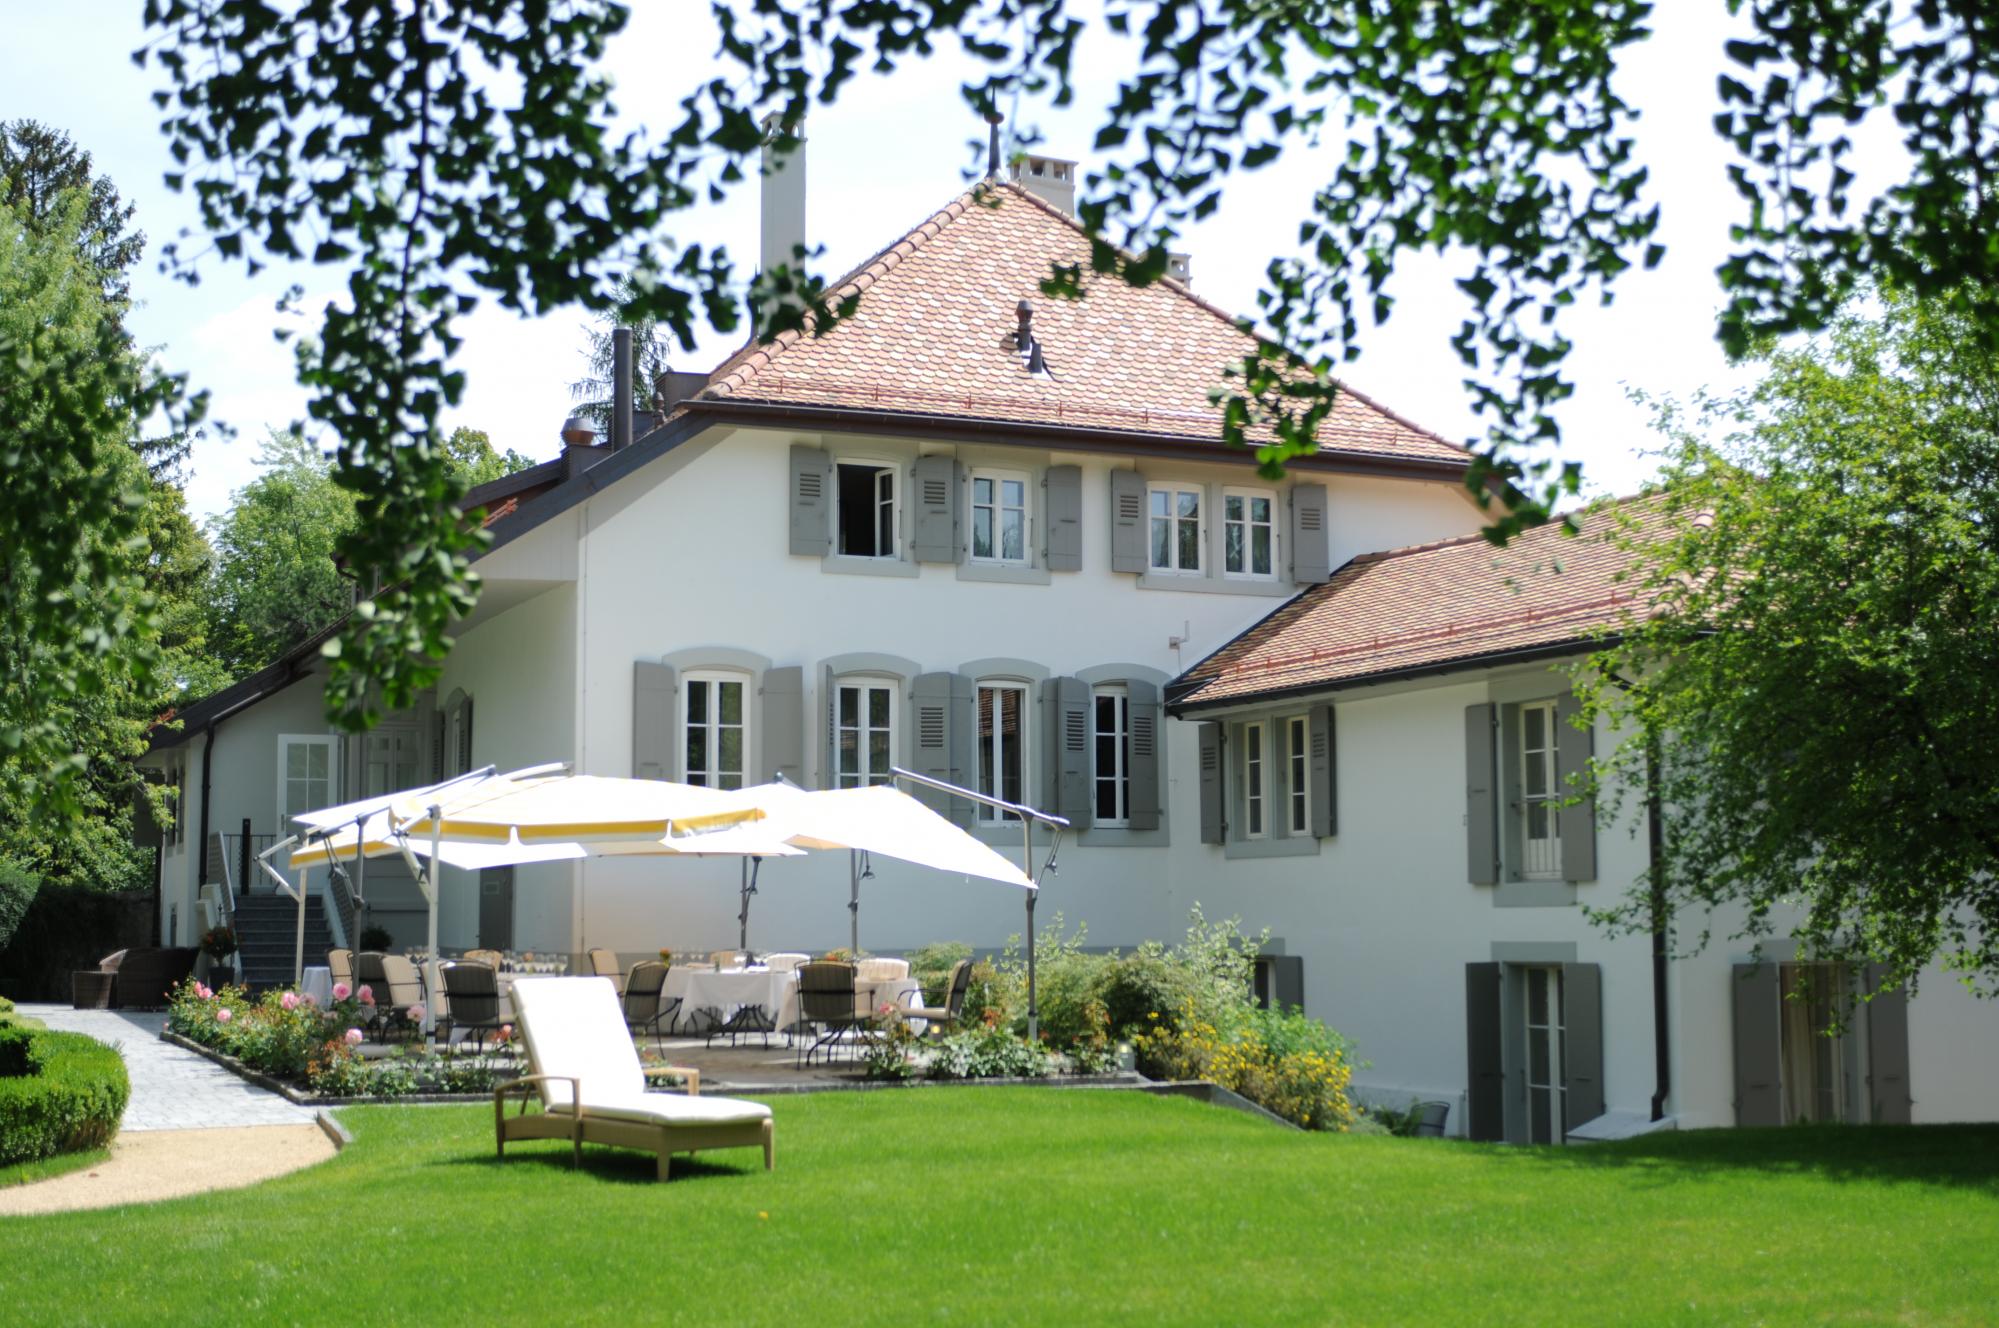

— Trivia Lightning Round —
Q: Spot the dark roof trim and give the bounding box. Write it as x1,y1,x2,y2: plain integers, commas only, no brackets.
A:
481,411,712,554
463,456,565,511
1167,636,1616,714
682,397,1473,484
147,632,330,751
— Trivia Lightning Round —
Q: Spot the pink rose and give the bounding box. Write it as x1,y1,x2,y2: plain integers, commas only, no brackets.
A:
499,1023,513,1040
331,982,351,1001
302,993,318,1007
357,985,375,1005
280,992,300,1010
407,1004,425,1023
344,1028,363,1046
194,982,212,1001
215,1008,232,1023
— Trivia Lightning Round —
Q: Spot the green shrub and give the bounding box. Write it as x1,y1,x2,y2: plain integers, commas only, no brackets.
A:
957,958,1017,1031
0,994,15,1014
0,1024,130,1165
1097,947,1203,1035
905,941,971,1004
0,859,39,952
358,924,393,951
927,1024,1053,1080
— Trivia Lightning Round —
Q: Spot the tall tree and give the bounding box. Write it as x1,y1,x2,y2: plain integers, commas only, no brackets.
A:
569,284,679,433
0,120,144,311
1579,287,1999,991
141,1,1999,727
204,430,358,676
442,426,537,489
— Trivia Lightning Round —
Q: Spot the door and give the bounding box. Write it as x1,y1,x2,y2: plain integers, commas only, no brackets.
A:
1521,965,1566,1145
478,867,515,952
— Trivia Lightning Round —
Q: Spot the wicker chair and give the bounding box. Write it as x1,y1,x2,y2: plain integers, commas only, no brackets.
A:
588,948,624,991
464,948,504,972
763,953,810,973
902,959,974,1037
856,956,910,982
707,949,746,970
620,961,681,1048
327,948,355,994
794,962,862,1067
440,962,506,1051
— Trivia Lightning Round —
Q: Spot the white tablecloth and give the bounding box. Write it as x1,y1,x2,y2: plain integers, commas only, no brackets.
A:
301,966,332,1007
663,968,927,1034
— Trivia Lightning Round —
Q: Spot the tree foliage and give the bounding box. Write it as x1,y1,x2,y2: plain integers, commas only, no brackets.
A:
442,426,537,490
0,120,145,311
1579,288,1999,990
569,283,680,433
142,1,1999,727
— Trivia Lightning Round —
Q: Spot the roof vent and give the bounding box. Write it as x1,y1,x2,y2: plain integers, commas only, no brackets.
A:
1015,299,1052,378
1009,153,1077,216
1168,251,1193,286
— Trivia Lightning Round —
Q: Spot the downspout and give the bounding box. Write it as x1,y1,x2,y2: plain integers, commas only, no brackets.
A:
1646,735,1671,1122
196,721,217,900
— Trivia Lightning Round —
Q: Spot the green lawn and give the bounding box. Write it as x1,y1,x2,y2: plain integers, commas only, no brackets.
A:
3,1089,1995,1324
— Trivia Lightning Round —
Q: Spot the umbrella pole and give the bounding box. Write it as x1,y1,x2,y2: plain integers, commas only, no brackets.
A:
1023,819,1037,1043
848,849,859,955
425,809,441,1038
294,864,309,988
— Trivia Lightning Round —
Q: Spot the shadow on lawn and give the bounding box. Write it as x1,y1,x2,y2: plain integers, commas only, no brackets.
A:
446,1144,757,1186
1497,1123,1999,1194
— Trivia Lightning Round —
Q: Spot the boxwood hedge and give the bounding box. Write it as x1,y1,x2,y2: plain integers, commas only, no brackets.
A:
0,1024,129,1165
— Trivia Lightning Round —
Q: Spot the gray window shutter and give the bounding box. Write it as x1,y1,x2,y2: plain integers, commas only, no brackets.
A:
1465,962,1504,1141
788,444,832,557
1108,468,1147,574
911,454,961,564
1041,676,1092,830
1126,680,1163,832
761,666,804,786
1465,703,1499,885
1197,722,1225,844
1289,482,1330,584
1555,692,1597,882
1308,702,1336,838
1864,964,1912,1124
1562,962,1604,1133
1042,464,1083,571
909,672,955,815
1732,962,1783,1127
633,660,676,780
820,664,838,789
457,696,474,773
948,674,975,820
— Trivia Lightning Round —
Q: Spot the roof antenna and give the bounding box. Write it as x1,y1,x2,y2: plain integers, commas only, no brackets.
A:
986,108,1004,180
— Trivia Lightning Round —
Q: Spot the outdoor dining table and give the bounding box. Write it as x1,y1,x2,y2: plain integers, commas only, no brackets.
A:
664,967,926,1036
300,965,332,1007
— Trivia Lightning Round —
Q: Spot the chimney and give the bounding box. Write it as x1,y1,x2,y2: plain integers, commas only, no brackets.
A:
611,326,634,451
654,369,707,416
1168,251,1193,286
1009,153,1077,216
760,113,807,274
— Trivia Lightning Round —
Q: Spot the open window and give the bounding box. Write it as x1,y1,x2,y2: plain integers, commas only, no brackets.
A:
837,462,897,558
974,681,1029,820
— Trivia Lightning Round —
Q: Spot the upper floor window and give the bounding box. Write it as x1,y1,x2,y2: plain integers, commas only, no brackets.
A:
1242,720,1267,838
1519,699,1562,878
1092,685,1129,826
1285,715,1310,835
279,734,335,826
836,461,897,558
970,470,1029,564
975,681,1029,820
835,680,896,789
1223,488,1277,578
1148,484,1203,573
685,673,749,789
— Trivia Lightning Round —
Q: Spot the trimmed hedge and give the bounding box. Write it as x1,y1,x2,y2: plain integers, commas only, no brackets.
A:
0,1024,130,1165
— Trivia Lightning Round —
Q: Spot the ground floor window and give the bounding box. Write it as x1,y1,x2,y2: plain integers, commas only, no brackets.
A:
975,682,1028,819
685,674,748,788
835,681,895,788
1092,686,1129,825
1522,965,1566,1146
279,734,335,825
1242,721,1267,838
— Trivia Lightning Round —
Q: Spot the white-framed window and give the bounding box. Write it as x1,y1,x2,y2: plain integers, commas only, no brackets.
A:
1242,720,1267,838
834,679,896,789
1148,484,1203,573
278,734,336,826
1522,964,1567,1145
1091,685,1130,826
1519,699,1562,878
970,469,1029,564
362,727,423,798
684,672,750,789
974,682,1029,821
1285,715,1310,835
1223,487,1278,578
835,460,898,558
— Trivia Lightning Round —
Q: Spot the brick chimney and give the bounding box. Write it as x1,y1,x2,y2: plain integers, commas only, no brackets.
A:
1009,153,1077,216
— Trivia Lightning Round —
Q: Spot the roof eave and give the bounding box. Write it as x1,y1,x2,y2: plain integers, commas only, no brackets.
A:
1167,635,1619,714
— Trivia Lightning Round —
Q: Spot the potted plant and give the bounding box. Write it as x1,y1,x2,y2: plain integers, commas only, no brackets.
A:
200,925,238,983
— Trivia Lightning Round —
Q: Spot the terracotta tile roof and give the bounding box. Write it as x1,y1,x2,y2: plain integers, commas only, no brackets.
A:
699,185,1467,465
1173,497,1665,706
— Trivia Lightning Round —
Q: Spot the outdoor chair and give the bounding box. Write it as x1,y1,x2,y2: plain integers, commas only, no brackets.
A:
355,951,393,1038
327,948,354,994
794,961,864,1068
499,977,769,1182
372,953,427,1041
763,953,810,973
901,959,973,1037
464,948,504,972
620,961,681,1048
440,962,506,1052
588,948,624,992
856,956,910,982
708,949,746,970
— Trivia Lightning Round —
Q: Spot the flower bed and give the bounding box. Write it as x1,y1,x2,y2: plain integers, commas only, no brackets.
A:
0,1022,130,1165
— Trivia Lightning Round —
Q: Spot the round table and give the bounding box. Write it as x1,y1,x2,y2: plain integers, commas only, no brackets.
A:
301,965,333,1007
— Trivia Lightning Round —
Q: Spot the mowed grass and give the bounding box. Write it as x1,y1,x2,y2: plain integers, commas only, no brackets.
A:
3,1088,1996,1325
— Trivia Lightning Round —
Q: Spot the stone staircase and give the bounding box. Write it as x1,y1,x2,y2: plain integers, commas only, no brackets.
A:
232,892,334,990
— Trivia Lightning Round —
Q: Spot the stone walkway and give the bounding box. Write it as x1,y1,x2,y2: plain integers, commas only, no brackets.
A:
18,1006,320,1131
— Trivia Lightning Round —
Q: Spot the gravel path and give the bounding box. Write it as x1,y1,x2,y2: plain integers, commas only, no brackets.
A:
0,1125,335,1217
19,1006,320,1131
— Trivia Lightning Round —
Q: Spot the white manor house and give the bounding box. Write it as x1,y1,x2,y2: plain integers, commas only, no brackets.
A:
141,150,1999,1142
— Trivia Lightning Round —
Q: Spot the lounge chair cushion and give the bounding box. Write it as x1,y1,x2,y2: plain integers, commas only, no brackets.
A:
512,976,647,1109
551,1093,771,1128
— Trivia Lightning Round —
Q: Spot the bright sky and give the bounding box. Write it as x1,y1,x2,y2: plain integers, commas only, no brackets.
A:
1,5,1906,524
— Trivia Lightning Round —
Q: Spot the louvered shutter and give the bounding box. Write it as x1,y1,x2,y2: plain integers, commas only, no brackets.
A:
1308,702,1336,838
1126,680,1162,832
1109,468,1148,574
1732,962,1783,1127
1562,962,1604,1134
911,454,961,564
820,664,839,789
1555,692,1598,882
788,444,832,556
1864,964,1912,1124
948,674,975,820
633,661,676,780
1465,703,1499,884
761,666,804,786
1042,677,1092,829
1465,962,1505,1141
909,672,955,816
1043,464,1083,571
457,696,474,773
1197,722,1225,844
1289,482,1330,584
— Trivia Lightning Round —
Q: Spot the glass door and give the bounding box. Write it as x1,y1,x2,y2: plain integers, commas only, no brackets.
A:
1523,965,1566,1144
